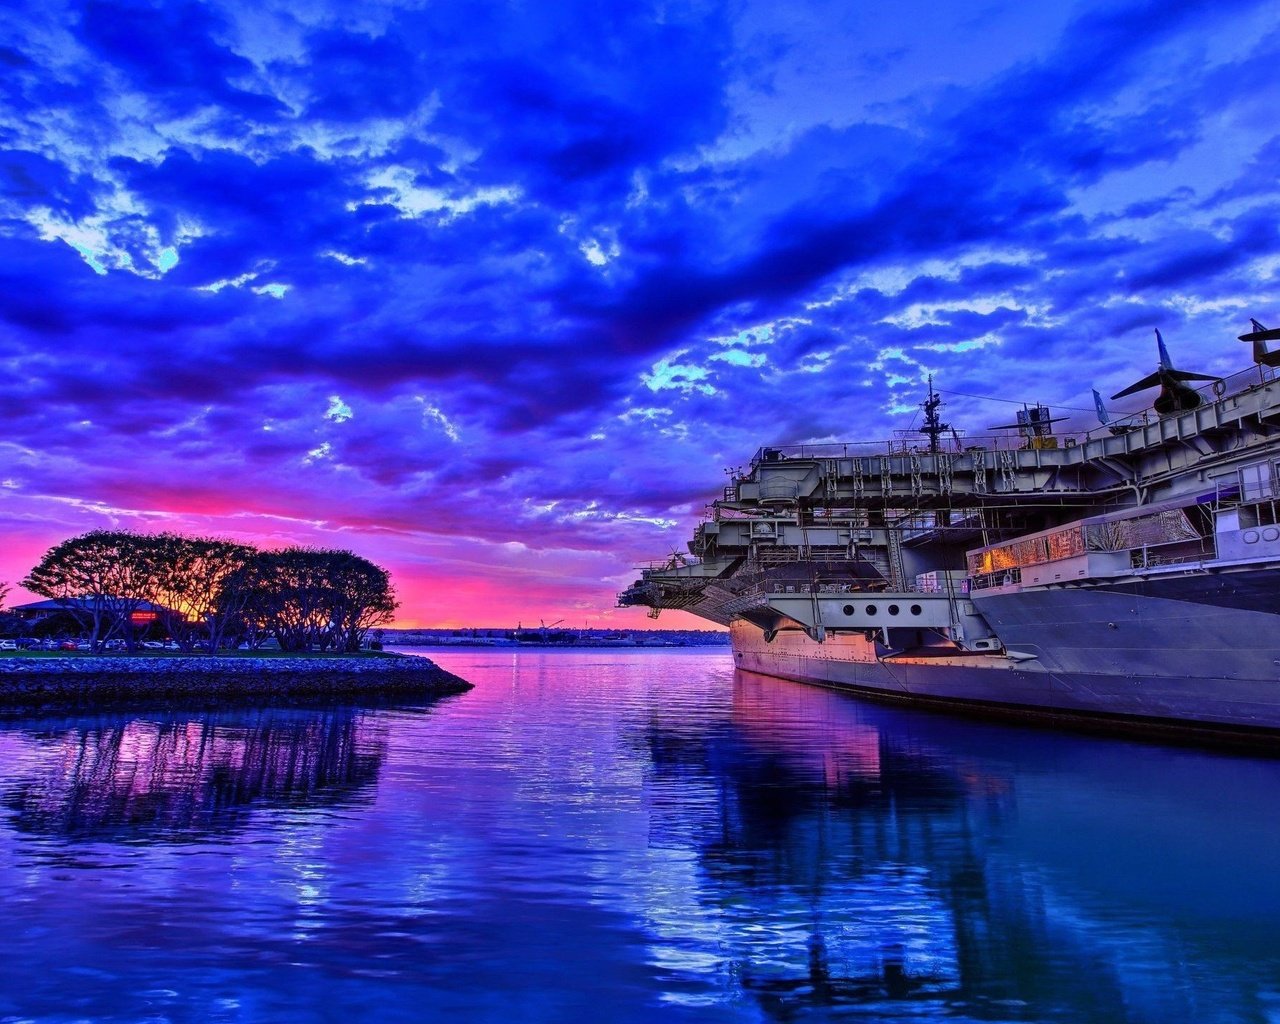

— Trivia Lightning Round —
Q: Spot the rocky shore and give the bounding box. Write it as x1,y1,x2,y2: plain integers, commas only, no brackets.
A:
0,653,473,709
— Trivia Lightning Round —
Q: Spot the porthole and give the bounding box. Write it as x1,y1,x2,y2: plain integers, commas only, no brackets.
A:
910,604,923,616
888,604,900,616
843,604,855,616
865,604,878,616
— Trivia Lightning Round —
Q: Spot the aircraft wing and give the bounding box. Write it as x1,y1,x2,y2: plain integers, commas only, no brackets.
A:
1112,371,1162,399
1240,320,1280,343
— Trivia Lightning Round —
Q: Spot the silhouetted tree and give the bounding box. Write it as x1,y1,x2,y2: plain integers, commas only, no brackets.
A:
222,548,397,651
22,532,163,651
324,551,398,651
0,580,19,640
24,534,400,654
258,550,333,650
149,535,256,651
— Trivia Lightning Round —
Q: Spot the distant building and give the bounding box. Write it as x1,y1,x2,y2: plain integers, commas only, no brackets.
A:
12,598,176,628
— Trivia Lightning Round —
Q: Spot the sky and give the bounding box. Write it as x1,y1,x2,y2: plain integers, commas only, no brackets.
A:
1,0,1279,629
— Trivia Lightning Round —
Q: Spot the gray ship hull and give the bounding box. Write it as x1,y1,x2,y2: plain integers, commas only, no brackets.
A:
730,580,1280,736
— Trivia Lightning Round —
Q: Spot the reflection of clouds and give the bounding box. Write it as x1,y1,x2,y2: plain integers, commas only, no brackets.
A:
2,707,390,841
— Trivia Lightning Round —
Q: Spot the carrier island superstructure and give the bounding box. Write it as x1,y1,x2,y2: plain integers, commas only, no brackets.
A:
619,322,1280,737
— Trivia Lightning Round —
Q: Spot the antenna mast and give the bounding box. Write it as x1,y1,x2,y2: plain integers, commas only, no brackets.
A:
919,375,950,455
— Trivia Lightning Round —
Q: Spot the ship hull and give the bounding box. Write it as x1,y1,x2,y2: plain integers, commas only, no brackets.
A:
729,589,1280,739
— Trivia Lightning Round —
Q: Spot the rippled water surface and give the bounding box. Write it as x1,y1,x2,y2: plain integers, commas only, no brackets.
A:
2,648,1280,1023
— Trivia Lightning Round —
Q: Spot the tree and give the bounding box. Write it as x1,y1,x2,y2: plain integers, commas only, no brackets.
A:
24,533,401,655
323,551,398,652
148,535,256,651
22,532,164,651
0,580,19,640
243,549,334,651
219,547,398,652
213,556,273,650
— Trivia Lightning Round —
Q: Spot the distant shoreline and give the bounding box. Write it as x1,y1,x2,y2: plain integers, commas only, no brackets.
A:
396,639,729,649
383,628,729,648
0,653,473,709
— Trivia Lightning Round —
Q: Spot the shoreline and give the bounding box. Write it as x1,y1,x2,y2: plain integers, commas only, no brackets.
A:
0,653,473,709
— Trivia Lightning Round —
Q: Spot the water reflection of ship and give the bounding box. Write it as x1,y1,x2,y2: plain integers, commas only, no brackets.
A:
639,671,1280,1021
2,706,391,841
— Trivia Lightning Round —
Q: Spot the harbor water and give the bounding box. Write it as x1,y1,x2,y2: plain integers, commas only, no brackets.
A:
1,647,1278,1022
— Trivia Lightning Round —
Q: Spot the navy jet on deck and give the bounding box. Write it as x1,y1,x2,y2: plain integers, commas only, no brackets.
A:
1111,329,1220,415
1239,318,1280,367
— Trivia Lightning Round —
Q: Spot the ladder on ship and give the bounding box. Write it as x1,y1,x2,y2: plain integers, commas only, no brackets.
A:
887,527,907,591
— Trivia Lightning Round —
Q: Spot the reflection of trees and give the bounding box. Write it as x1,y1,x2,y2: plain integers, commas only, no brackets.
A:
634,672,1143,1021
3,706,389,841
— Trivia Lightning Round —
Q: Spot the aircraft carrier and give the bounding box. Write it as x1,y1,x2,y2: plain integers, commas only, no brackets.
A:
619,321,1280,739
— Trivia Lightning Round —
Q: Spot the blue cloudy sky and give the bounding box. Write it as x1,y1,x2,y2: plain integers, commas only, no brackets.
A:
1,0,1278,626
